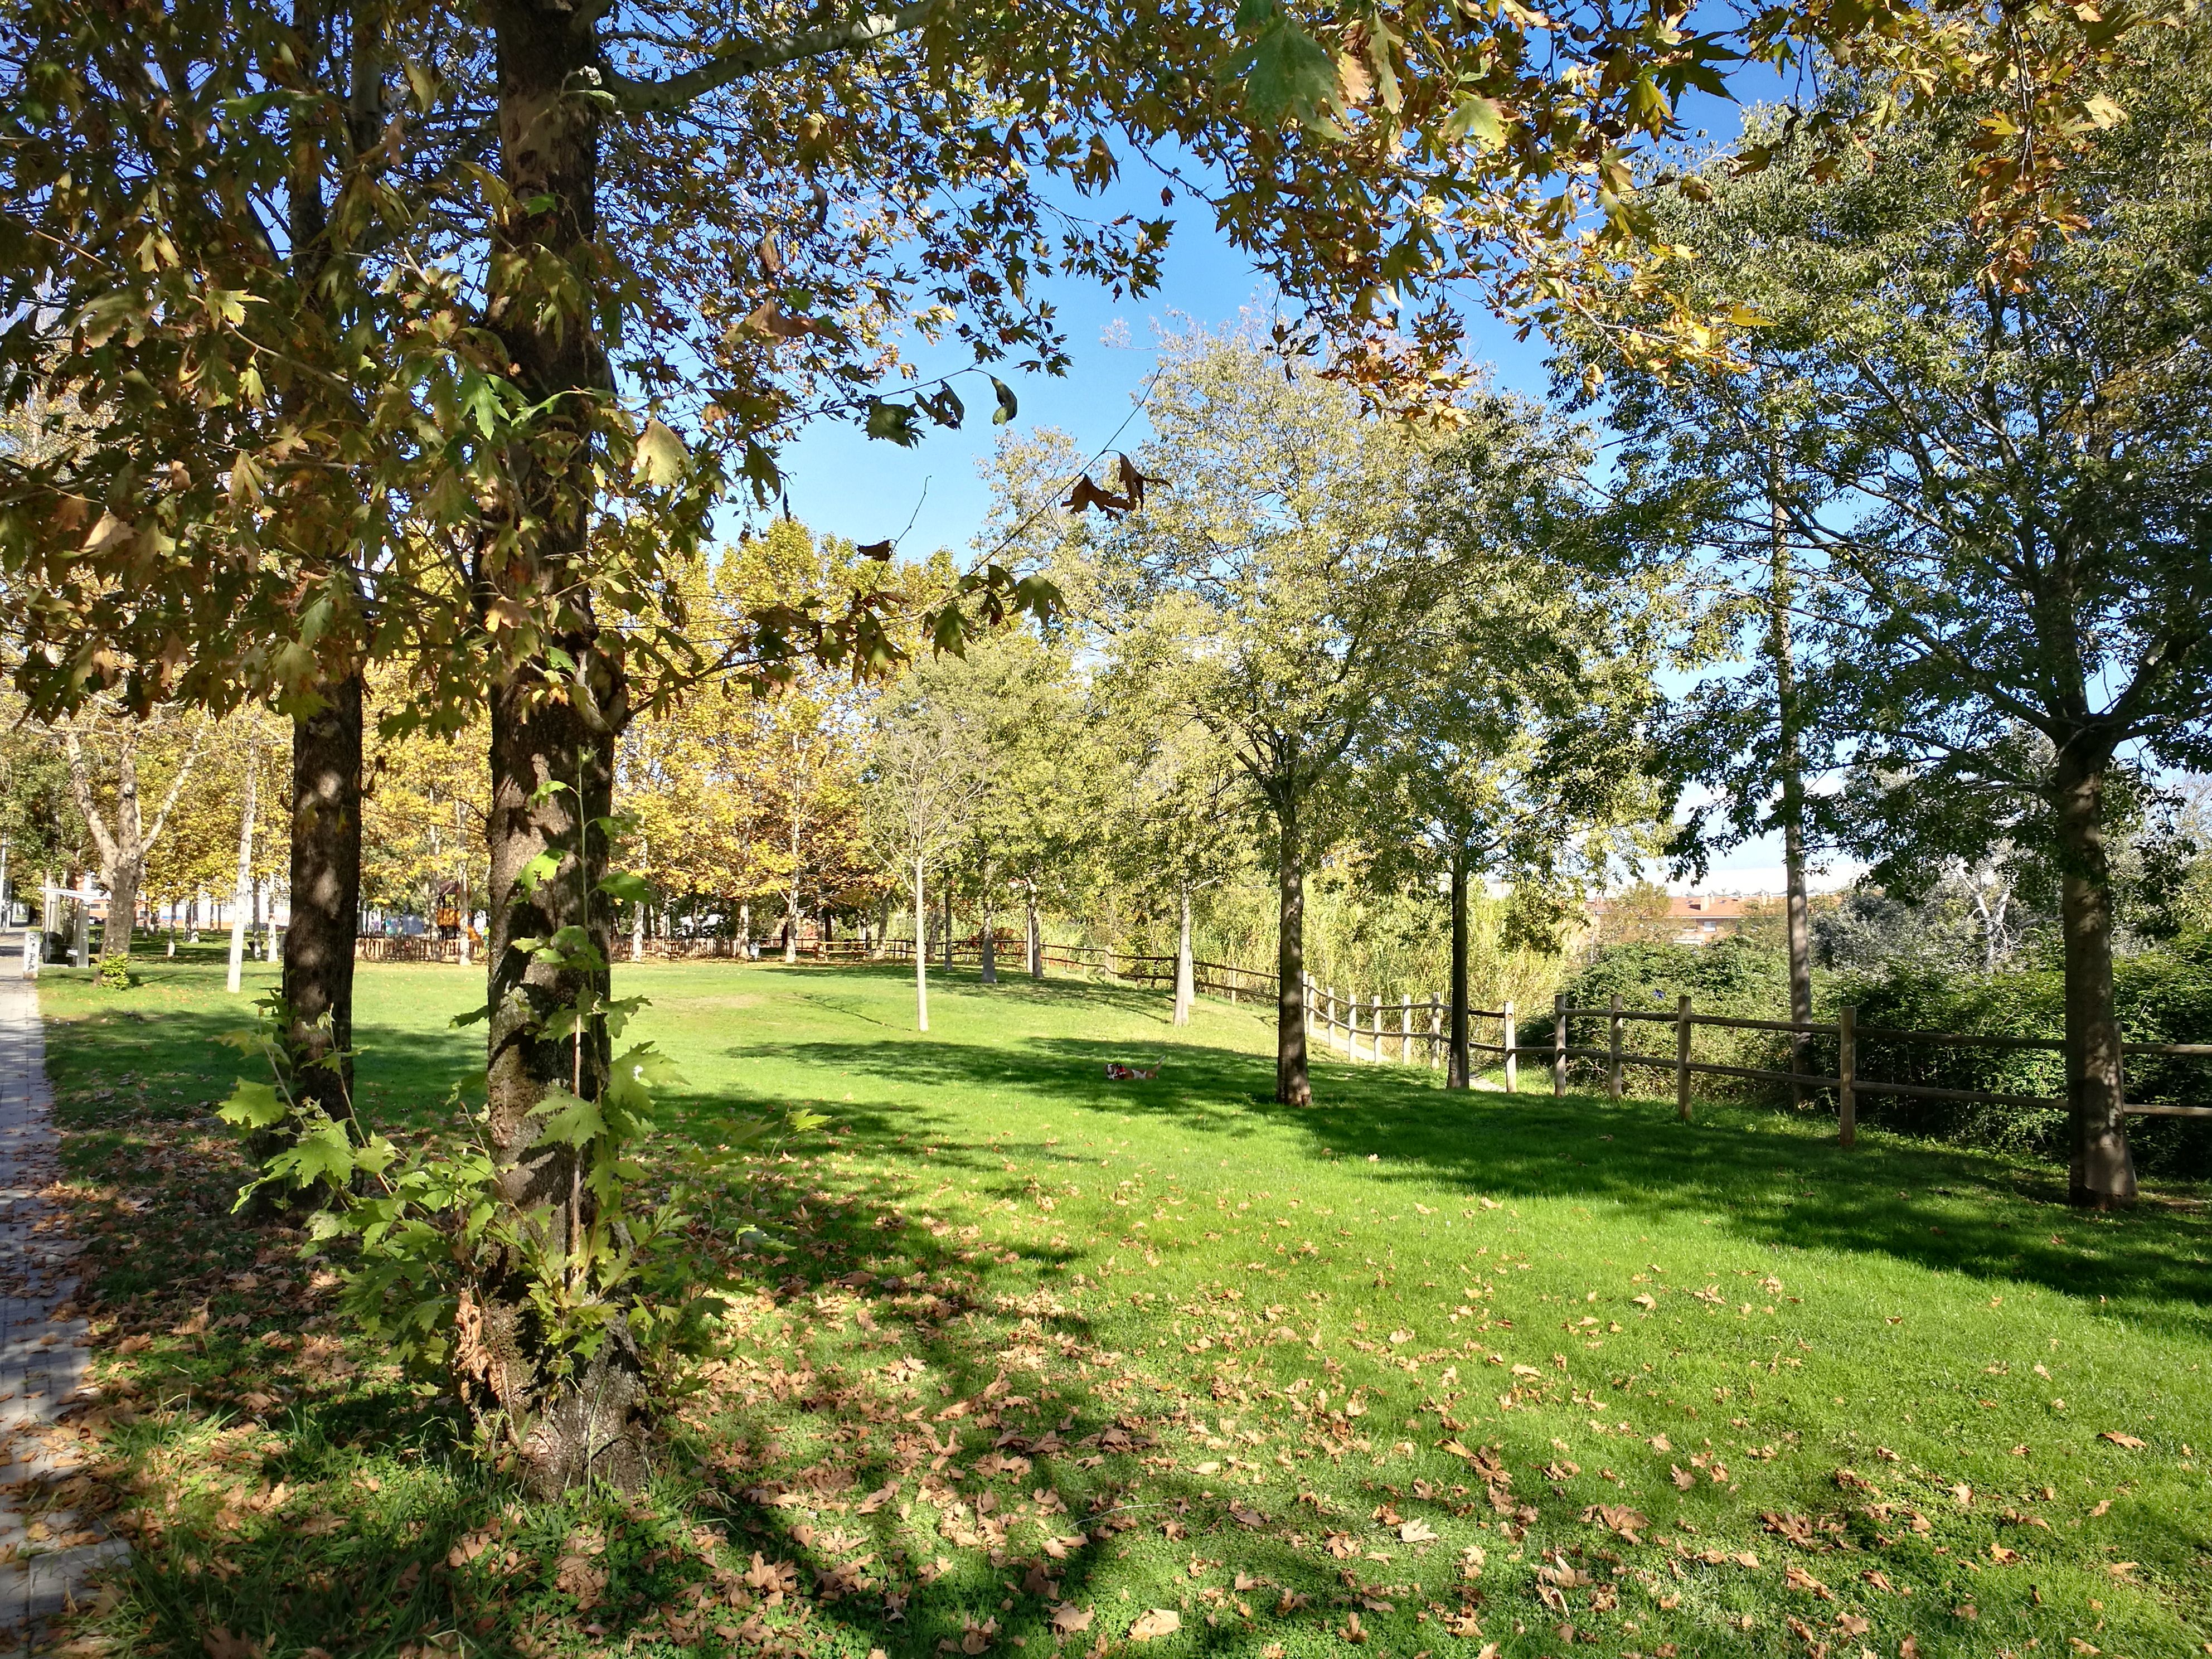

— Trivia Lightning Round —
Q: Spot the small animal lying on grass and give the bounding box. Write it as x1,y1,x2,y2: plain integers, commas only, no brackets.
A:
1104,1061,1159,1081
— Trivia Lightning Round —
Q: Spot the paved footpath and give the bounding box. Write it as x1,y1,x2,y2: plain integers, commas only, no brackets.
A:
0,974,127,1650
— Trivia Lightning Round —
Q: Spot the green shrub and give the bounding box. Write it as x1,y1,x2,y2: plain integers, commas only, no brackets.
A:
1831,933,2212,1176
1549,933,2212,1177
1545,939,1806,1099
96,954,134,991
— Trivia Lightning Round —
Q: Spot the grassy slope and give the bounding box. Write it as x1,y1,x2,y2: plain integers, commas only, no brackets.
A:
26,950,2212,1659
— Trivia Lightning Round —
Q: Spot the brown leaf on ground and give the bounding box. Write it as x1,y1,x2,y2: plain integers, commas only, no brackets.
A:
1341,1611,1368,1645
1324,1531,1360,1559
1670,1464,1696,1491
1784,1563,1833,1599
2098,1432,2146,1449
1050,1605,1093,1634
202,1632,264,1659
1581,1503,1648,1544
1399,1518,1439,1543
1762,1510,1817,1545
555,1553,609,1608
1230,1503,1268,1528
1129,1609,1181,1642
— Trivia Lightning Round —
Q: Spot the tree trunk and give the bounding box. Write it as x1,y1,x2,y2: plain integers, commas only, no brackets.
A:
1027,891,1042,978
469,0,646,1496
1173,889,1193,1025
782,889,801,963
943,886,953,970
227,752,259,995
2053,744,2135,1208
913,857,930,1031
282,674,362,1123
1770,486,1813,1102
980,886,997,984
1447,850,1470,1089
1274,800,1310,1106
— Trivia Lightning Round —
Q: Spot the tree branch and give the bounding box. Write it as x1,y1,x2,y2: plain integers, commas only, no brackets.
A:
603,0,943,114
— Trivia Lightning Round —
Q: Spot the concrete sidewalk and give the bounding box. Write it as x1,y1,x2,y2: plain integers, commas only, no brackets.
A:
0,977,126,1648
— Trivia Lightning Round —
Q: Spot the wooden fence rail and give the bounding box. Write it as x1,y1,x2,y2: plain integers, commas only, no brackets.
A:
1548,992,2212,1143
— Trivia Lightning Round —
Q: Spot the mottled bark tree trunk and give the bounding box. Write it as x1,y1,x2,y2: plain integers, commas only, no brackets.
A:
1275,801,1309,1106
467,0,646,1495
1172,889,1193,1026
1770,493,1812,1101
282,675,362,1122
1447,850,1470,1090
2053,743,2135,1209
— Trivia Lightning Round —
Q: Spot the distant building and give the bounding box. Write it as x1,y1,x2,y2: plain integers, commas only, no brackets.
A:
1585,890,1763,949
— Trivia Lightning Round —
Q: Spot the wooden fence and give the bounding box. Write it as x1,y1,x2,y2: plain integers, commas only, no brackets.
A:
1550,992,2212,1143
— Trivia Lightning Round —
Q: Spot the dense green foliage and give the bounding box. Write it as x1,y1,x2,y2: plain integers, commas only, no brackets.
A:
1549,934,2212,1177
1838,938,2212,1175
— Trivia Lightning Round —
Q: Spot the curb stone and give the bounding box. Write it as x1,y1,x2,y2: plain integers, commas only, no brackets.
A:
0,977,127,1652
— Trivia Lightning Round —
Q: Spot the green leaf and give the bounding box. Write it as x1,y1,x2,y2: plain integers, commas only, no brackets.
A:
991,377,1019,425
865,399,921,447
598,871,653,906
1245,17,1338,126
1443,94,1506,149
529,1087,607,1147
270,1123,356,1191
516,848,563,895
216,1078,289,1131
636,418,690,487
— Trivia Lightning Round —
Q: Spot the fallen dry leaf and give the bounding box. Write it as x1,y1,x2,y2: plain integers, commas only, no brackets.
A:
1050,1605,1093,1635
1129,1609,1181,1642
1399,1518,1439,1544
1784,1563,1833,1599
2099,1432,2146,1450
1582,1503,1648,1544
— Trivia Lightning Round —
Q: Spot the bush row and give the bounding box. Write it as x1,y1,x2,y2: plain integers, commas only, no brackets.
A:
1544,934,2212,1177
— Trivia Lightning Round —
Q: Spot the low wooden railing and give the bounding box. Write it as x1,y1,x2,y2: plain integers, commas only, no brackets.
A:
1552,992,2212,1143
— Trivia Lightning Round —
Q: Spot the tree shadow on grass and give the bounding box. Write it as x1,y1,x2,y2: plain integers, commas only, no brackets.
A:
718,1030,2212,1341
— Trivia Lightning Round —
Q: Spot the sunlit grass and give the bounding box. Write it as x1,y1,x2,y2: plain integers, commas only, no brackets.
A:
28,954,2212,1657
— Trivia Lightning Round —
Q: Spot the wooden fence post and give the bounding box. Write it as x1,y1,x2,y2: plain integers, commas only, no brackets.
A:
1837,1003,1856,1147
1502,1000,1517,1094
1553,992,1566,1099
1429,994,1442,1069
1372,992,1384,1063
1607,992,1623,1102
1401,993,1413,1065
1675,993,1693,1122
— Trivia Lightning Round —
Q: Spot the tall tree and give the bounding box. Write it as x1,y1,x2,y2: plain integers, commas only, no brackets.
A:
51,701,205,959
1582,32,2212,1206
1090,329,1461,1104
865,667,992,1031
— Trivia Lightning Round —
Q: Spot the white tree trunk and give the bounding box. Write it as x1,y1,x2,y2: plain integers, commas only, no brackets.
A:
914,857,930,1032
226,753,258,995
1173,889,1194,1026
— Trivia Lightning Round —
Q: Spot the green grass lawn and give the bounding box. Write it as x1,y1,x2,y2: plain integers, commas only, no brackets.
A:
26,952,2212,1659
